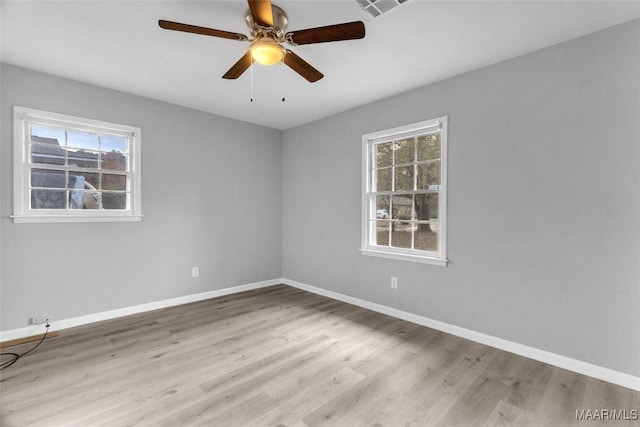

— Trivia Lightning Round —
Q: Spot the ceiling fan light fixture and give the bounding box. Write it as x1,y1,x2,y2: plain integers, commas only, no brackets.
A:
250,39,285,65
160,0,366,82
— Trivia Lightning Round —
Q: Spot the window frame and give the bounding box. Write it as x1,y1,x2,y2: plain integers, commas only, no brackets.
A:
12,106,142,223
361,117,448,266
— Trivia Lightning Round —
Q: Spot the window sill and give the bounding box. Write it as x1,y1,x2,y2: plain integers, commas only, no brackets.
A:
11,214,143,224
360,248,448,266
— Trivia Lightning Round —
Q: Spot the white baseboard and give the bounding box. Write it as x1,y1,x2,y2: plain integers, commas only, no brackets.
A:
0,279,280,343
3,277,638,392
281,278,640,392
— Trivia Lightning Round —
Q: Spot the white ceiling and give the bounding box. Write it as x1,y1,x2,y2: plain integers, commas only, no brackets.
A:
2,1,639,130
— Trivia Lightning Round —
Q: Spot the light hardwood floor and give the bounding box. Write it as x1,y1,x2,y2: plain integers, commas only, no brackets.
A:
1,284,638,426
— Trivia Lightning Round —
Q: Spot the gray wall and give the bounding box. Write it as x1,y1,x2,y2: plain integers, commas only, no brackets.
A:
1,64,282,331
2,20,638,379
282,20,640,376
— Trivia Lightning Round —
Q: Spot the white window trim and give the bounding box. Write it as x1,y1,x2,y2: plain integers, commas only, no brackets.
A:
360,117,448,266
12,106,143,223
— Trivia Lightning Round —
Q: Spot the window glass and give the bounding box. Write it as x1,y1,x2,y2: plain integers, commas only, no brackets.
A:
362,117,447,265
14,106,141,223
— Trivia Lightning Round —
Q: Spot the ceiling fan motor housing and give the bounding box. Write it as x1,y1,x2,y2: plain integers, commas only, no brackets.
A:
245,5,289,40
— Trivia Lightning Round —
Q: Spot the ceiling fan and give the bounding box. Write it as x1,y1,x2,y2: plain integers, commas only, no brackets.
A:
159,0,365,83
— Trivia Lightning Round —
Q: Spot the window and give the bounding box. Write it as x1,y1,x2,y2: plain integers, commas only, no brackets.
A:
13,106,142,223
361,117,447,265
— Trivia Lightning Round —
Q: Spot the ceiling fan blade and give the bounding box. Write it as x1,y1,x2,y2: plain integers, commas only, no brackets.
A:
222,51,254,79
248,0,274,27
283,50,323,83
286,21,365,46
158,20,248,41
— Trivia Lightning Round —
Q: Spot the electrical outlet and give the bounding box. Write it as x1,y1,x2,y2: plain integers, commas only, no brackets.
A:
192,266,199,278
30,315,45,325
391,277,398,289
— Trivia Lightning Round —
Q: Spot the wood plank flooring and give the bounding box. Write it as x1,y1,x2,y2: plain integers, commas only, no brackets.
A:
1,284,638,426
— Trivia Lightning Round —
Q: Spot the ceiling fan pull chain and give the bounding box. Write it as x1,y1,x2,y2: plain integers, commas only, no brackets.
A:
250,62,254,102
281,62,286,102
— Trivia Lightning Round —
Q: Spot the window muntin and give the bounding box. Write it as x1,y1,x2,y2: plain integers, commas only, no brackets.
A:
362,117,447,265
13,107,142,223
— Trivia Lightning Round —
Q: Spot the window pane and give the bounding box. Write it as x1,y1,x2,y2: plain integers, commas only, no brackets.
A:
67,174,83,189
394,166,414,191
70,189,86,209
394,138,415,164
31,143,66,165
67,150,99,169
31,169,65,188
102,192,127,209
415,193,438,221
416,161,440,188
375,195,390,219
30,125,65,145
374,221,389,246
391,194,413,220
415,223,438,252
417,134,440,161
70,172,100,189
102,174,127,191
375,142,393,168
70,190,101,210
66,174,101,209
31,189,66,209
374,167,392,192
391,225,413,249
101,152,128,171
68,130,99,151
101,135,128,153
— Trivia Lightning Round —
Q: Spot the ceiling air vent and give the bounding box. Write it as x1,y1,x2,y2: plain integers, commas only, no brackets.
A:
356,0,409,18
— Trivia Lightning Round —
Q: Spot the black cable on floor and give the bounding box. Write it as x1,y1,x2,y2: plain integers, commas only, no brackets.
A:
0,320,50,370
